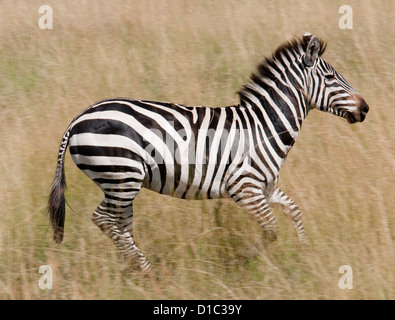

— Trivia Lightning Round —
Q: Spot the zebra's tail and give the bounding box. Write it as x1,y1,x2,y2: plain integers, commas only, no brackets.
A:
48,128,71,244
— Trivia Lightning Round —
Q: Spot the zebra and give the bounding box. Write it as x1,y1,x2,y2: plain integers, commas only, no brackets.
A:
48,33,369,273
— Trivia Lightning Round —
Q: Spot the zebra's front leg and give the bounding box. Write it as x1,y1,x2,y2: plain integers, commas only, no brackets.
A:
91,200,152,273
270,187,307,242
229,184,279,241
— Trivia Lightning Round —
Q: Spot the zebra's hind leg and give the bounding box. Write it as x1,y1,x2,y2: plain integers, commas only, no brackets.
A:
270,187,307,242
92,197,152,273
229,183,279,242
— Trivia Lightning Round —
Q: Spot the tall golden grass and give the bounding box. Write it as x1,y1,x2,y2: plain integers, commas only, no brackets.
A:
0,0,393,299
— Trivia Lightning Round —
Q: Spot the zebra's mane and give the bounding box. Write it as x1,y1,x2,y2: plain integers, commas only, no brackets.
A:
238,34,326,102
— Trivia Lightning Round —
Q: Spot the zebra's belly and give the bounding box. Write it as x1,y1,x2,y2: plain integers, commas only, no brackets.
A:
143,163,227,200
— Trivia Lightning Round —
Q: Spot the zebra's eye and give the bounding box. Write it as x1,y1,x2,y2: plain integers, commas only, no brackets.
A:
324,73,335,80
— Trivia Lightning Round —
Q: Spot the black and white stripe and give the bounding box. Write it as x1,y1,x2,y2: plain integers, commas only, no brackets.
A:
48,33,368,272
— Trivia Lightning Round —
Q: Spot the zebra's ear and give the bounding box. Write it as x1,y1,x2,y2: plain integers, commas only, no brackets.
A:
303,35,321,67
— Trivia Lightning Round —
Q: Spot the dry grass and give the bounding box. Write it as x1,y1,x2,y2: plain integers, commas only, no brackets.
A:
0,0,393,299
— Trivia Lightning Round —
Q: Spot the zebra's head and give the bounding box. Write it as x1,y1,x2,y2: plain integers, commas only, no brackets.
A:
301,33,369,123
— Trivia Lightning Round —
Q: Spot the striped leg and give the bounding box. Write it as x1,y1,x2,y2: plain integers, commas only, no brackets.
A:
270,187,307,242
229,183,279,241
92,194,151,273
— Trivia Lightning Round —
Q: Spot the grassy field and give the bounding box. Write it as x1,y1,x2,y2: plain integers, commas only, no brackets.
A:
0,0,393,299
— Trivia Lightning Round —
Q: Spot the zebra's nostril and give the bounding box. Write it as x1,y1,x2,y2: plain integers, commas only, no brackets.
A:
360,99,369,114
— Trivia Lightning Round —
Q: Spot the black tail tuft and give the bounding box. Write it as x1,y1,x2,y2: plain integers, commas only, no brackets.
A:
48,129,70,244
48,165,67,244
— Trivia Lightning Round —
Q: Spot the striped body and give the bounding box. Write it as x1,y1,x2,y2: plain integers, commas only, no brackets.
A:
48,33,368,273
69,98,301,201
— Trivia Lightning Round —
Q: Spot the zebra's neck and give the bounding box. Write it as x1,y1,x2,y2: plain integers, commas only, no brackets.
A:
238,80,307,160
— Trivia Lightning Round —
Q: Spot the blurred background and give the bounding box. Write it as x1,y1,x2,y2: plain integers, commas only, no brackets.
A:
0,0,393,299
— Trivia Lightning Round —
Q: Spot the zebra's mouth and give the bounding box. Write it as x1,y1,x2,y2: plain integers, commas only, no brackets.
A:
345,112,357,124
